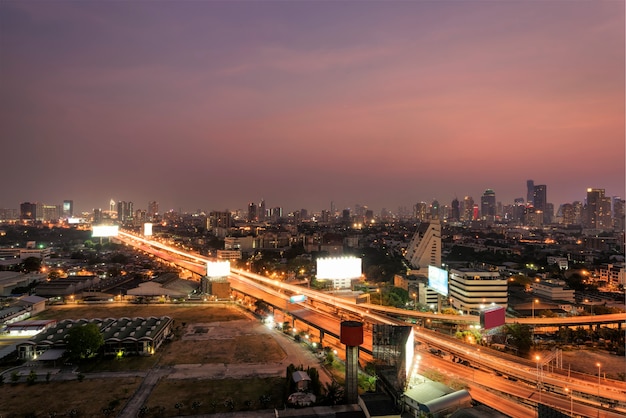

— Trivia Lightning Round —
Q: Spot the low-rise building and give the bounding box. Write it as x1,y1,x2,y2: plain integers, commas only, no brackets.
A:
532,279,575,303
17,316,173,360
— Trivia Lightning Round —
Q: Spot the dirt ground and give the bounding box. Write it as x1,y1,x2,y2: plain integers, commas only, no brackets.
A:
559,348,626,379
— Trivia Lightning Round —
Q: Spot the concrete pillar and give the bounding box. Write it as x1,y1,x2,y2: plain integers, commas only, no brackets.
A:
345,345,359,404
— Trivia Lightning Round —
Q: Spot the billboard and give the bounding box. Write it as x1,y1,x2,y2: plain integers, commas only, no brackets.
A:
289,295,306,303
428,265,448,296
372,325,414,391
316,257,361,280
480,305,505,329
92,225,119,237
206,260,230,278
143,222,153,236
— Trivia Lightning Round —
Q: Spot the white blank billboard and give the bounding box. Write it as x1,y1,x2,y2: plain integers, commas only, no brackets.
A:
428,265,448,296
207,260,230,277
143,223,153,236
92,225,119,237
316,257,361,280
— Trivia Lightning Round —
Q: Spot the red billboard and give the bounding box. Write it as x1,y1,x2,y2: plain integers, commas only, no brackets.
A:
480,305,505,330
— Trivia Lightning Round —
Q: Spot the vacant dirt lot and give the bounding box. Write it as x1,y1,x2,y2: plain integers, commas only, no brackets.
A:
1,303,294,417
0,377,141,417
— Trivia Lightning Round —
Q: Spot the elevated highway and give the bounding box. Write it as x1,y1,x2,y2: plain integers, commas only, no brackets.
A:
115,230,626,417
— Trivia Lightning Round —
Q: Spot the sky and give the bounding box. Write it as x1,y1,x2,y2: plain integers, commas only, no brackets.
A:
1,1,624,215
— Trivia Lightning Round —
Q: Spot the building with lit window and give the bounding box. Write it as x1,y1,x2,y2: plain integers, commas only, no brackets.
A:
404,220,441,272
448,268,507,314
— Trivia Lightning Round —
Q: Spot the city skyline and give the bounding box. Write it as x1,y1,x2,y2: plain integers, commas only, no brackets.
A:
1,1,624,214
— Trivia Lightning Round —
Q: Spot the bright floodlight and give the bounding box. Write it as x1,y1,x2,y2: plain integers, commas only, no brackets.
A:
316,256,361,280
207,260,230,278
143,222,153,236
92,225,119,237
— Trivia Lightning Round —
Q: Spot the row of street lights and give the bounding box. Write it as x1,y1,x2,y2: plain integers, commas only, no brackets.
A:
535,355,602,417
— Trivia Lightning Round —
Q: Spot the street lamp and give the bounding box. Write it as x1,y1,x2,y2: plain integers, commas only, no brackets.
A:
532,299,539,319
597,363,601,397
565,388,573,416
376,288,381,305
535,355,542,403
412,293,417,310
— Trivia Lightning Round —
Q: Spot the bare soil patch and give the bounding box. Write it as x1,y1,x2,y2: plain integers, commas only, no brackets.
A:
559,349,626,379
145,376,286,416
0,377,141,417
159,333,285,365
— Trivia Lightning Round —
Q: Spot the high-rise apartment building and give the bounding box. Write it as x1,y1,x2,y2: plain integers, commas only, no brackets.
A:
117,201,133,223
532,184,548,224
613,197,625,231
585,188,612,230
271,207,283,222
413,202,428,221
148,201,159,219
208,211,233,229
462,196,474,222
93,208,103,224
480,189,496,223
20,202,37,221
430,200,440,220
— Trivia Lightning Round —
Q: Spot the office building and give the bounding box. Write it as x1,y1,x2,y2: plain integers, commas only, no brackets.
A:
449,267,508,313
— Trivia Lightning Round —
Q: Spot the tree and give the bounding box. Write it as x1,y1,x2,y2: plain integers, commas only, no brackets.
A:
65,323,104,360
504,324,532,355
26,369,37,385
22,256,42,273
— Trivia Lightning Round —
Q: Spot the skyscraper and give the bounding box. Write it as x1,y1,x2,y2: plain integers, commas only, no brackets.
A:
258,199,266,221
526,180,534,206
148,201,159,219
480,189,496,223
533,184,548,224
247,202,257,222
462,196,474,222
117,201,133,223
450,198,460,221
